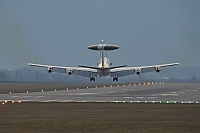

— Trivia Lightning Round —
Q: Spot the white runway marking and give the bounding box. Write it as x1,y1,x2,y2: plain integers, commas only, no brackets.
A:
76,93,99,95
61,100,74,102
95,100,108,102
78,100,91,102
67,94,75,96
34,96,45,98
23,96,32,98
123,97,133,99
171,92,177,93
11,96,20,98
58,94,66,96
136,97,145,99
153,94,178,96
42,100,58,102
148,97,157,99
28,99,41,101
179,92,185,94
166,94,179,96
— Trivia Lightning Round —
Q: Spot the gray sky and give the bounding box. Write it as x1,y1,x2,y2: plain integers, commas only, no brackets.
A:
0,0,200,70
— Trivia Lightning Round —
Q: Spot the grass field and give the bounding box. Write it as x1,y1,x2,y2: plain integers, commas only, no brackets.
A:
0,103,199,133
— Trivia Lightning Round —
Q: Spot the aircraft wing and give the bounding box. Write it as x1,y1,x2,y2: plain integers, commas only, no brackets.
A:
28,63,97,77
110,63,179,77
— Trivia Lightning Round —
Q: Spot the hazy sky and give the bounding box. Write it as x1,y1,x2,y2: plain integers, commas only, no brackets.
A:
0,0,200,70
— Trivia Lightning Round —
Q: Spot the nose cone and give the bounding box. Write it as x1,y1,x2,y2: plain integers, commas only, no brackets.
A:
88,44,119,51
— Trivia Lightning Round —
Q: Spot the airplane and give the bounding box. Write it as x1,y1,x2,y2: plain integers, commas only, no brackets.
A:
28,40,179,81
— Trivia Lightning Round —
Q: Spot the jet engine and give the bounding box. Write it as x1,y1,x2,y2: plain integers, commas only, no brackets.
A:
47,67,53,73
68,70,73,75
136,69,141,75
155,67,161,73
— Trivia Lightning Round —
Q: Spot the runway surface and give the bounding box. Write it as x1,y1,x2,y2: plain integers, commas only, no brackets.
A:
0,83,200,103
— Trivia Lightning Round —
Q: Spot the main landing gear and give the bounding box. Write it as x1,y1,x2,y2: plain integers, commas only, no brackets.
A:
90,77,95,81
113,76,118,81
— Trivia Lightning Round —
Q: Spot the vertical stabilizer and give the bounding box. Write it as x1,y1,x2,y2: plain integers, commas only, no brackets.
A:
101,40,104,68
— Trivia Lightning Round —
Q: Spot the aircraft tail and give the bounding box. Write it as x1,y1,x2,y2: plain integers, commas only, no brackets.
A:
101,40,104,68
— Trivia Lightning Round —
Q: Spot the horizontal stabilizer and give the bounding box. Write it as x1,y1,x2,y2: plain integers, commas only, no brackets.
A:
78,65,100,70
79,65,127,70
107,65,127,69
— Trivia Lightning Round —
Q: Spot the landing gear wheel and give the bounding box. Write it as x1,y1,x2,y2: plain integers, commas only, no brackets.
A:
113,77,118,81
90,77,95,81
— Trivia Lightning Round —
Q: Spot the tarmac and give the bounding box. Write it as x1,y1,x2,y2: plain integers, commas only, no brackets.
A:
0,83,200,104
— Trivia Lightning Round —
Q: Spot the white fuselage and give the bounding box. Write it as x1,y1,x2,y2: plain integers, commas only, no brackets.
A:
97,57,110,76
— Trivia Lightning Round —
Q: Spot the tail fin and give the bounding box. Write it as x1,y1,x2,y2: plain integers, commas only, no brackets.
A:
101,40,104,68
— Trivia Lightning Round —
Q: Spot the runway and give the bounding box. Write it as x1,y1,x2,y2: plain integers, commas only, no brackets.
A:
0,83,200,103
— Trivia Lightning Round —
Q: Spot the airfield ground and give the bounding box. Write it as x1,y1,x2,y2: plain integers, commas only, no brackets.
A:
0,83,200,133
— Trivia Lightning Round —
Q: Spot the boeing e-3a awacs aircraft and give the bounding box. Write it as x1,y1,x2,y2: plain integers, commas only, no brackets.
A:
28,40,179,81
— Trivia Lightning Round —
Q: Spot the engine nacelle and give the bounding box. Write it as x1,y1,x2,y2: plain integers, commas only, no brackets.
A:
136,69,141,75
68,70,73,75
47,67,53,73
155,67,161,73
